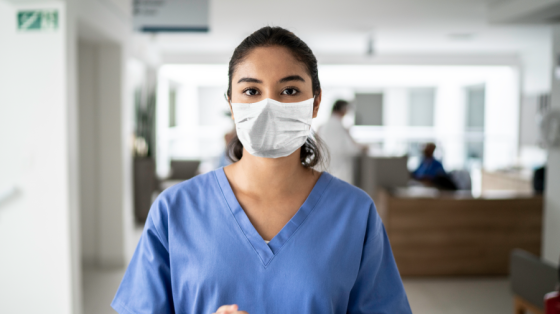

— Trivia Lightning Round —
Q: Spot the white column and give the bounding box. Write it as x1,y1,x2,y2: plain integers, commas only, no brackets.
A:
97,43,126,267
543,25,560,266
78,41,127,268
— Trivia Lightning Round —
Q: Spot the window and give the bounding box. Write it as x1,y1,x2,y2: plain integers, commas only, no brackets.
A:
466,86,485,131
354,93,383,126
408,88,435,127
465,85,485,166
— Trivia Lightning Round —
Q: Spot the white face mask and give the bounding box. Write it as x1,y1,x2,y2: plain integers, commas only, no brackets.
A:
231,98,314,158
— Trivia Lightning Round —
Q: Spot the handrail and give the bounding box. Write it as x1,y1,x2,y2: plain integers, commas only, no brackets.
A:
0,186,18,205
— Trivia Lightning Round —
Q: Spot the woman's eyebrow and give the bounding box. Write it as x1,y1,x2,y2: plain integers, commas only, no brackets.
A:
237,77,262,84
279,75,305,83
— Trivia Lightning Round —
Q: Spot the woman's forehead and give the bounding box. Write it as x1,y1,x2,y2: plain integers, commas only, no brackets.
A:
233,46,310,82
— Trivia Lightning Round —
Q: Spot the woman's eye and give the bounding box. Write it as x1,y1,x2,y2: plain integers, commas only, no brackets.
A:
243,89,258,96
282,88,298,95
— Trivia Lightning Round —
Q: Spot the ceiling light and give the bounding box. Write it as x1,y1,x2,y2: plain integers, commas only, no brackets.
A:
448,33,475,41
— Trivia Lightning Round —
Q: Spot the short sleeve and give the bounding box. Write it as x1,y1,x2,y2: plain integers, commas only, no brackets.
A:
111,200,174,314
347,204,412,314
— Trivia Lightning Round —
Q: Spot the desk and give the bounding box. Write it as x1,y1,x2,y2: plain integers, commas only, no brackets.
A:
376,188,543,276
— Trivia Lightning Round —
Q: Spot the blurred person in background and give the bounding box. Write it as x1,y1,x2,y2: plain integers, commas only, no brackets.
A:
412,142,457,190
112,26,411,314
318,100,366,184
412,142,445,181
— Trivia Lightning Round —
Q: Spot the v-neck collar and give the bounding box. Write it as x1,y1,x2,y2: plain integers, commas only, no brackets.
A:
214,168,333,267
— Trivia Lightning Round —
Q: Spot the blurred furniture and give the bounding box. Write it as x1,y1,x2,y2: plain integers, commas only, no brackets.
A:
482,169,532,193
449,170,472,190
511,249,558,314
376,188,543,276
160,160,201,191
134,157,158,223
354,155,409,200
169,160,201,180
533,167,546,194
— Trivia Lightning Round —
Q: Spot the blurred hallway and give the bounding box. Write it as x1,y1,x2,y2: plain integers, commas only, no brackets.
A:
2,0,560,313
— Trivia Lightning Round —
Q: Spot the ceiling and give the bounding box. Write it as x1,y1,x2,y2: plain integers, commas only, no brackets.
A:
136,0,548,56
126,0,553,92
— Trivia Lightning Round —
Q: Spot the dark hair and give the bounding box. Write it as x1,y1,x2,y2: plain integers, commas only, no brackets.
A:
332,100,349,113
226,26,327,168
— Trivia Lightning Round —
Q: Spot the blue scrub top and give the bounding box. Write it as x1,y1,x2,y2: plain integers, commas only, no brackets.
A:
112,169,411,314
413,157,446,180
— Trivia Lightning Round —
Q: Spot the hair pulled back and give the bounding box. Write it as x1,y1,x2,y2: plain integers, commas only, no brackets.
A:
332,100,349,113
226,26,327,168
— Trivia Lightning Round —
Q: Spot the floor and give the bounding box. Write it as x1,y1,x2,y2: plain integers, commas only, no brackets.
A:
82,267,125,314
403,277,512,314
83,268,513,314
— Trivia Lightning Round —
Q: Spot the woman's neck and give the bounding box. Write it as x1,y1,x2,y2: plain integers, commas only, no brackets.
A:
225,148,316,197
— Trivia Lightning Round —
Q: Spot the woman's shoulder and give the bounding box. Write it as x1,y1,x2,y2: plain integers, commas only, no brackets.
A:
321,173,382,236
151,170,221,213
147,170,222,229
321,172,375,207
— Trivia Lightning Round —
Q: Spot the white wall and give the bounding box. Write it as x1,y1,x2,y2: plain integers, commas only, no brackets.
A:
1,0,139,311
0,1,79,313
543,25,560,266
484,68,521,170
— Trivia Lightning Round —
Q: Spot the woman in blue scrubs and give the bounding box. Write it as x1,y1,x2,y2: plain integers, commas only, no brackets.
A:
112,26,412,314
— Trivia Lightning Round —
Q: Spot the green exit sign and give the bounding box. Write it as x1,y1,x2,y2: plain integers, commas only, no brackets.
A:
18,10,58,31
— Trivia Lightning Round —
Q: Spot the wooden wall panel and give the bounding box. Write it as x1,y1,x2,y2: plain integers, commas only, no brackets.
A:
377,190,543,276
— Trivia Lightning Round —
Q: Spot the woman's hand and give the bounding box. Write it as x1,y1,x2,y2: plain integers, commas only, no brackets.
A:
213,304,249,314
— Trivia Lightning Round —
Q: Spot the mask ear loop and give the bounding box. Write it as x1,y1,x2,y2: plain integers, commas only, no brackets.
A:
225,92,235,121
224,92,231,105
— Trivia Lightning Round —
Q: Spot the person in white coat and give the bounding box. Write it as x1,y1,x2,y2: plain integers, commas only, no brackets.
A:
318,100,365,184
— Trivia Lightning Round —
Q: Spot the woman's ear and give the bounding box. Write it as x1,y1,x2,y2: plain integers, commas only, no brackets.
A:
225,92,235,120
312,90,322,118
229,103,235,120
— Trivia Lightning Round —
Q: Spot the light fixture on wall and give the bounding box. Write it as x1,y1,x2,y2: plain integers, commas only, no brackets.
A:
0,185,18,206
541,110,560,148
555,54,560,80
447,33,475,41
366,31,375,57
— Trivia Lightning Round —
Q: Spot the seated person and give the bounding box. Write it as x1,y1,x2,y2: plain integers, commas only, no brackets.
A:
413,143,457,190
